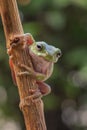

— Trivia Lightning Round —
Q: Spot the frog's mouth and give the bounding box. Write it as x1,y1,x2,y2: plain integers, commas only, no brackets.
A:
44,54,59,63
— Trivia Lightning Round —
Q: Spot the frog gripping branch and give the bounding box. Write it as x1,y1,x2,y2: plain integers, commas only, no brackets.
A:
8,33,35,85
8,33,61,109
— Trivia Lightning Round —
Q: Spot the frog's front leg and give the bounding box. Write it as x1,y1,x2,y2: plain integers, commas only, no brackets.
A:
17,63,45,80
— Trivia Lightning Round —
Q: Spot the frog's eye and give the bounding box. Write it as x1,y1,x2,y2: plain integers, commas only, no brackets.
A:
36,44,43,51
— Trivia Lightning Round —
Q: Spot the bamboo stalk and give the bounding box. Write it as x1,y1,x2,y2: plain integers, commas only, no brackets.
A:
0,0,47,130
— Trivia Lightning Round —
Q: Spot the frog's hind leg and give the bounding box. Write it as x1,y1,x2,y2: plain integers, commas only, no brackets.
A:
36,81,51,96
19,89,42,110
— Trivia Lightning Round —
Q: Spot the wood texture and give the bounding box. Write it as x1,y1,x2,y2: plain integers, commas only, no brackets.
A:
0,0,47,130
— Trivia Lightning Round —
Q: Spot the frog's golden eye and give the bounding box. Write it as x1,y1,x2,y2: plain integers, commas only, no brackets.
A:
36,44,43,51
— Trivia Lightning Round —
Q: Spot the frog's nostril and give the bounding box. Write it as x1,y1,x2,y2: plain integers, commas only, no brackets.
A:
56,50,62,58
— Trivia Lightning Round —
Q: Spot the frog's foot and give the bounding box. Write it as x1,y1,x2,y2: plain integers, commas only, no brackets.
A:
19,89,42,110
17,63,45,80
10,37,20,48
7,36,21,56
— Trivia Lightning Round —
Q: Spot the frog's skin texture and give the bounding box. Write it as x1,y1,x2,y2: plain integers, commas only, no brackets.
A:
29,41,61,81
9,34,61,98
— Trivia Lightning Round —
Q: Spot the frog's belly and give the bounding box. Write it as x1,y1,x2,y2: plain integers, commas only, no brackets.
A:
34,59,53,80
36,62,53,81
29,51,53,81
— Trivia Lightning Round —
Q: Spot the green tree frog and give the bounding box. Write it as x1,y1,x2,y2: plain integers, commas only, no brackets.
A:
9,34,61,106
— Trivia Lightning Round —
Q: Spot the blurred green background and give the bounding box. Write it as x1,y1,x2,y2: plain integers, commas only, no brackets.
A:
0,0,87,130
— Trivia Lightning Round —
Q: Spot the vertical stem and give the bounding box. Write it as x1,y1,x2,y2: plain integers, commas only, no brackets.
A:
0,0,23,47
0,0,47,130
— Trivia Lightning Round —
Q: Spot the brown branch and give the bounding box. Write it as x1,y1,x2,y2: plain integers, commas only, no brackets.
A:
0,0,47,130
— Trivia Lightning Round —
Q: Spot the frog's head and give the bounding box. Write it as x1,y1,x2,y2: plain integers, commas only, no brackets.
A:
30,41,62,63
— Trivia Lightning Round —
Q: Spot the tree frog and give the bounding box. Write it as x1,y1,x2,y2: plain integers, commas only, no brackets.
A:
9,34,61,106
